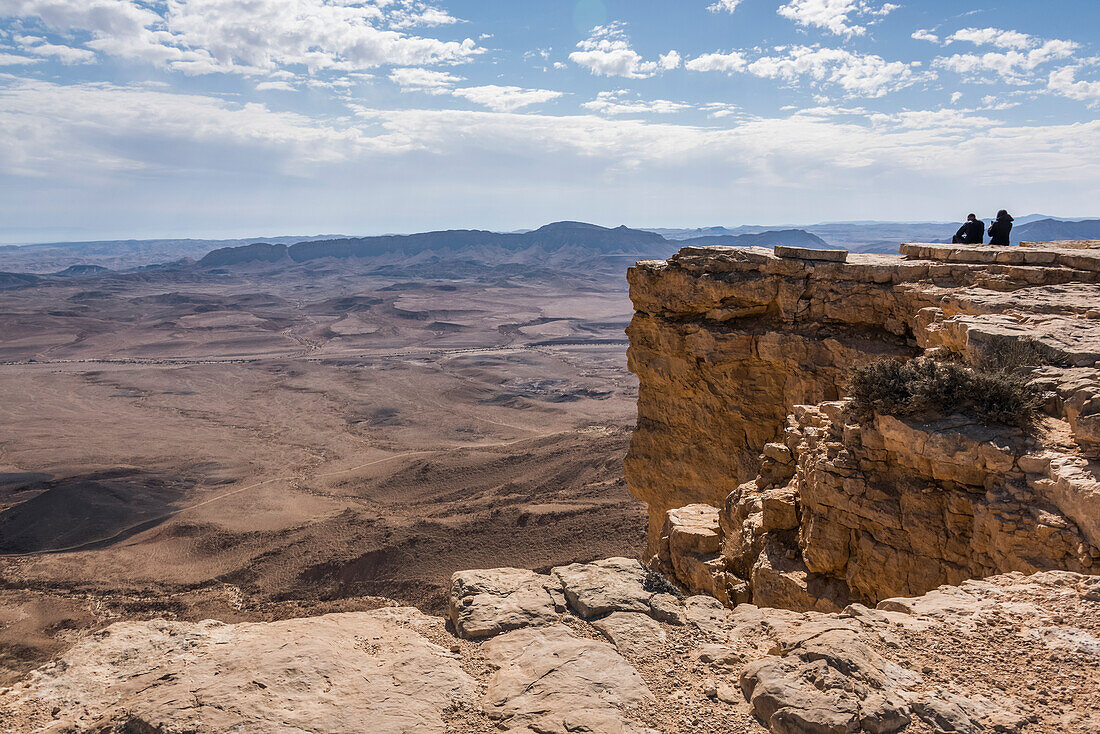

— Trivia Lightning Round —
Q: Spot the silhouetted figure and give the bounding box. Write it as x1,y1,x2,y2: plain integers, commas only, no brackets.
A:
952,213,984,244
988,210,1014,246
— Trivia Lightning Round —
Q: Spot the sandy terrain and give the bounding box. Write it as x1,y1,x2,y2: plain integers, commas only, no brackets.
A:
0,260,647,684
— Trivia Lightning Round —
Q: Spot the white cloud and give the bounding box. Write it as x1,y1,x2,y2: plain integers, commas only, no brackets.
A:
450,85,562,112
0,52,40,65
707,0,742,13
701,102,741,118
867,108,1001,131
345,104,1100,189
947,27,1035,51
5,77,1100,220
911,29,939,44
389,67,465,93
387,4,460,30
685,50,747,74
255,80,296,91
950,91,962,103
776,0,898,38
0,0,485,75
583,90,693,116
15,35,96,64
1048,66,1100,102
569,23,675,79
690,45,922,97
389,67,560,111
659,50,682,70
934,39,1078,85
162,0,483,74
0,78,409,178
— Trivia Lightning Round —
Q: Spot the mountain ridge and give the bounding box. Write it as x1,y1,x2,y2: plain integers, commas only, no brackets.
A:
197,221,832,269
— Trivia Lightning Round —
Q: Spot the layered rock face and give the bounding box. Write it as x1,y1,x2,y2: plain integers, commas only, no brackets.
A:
627,243,1100,608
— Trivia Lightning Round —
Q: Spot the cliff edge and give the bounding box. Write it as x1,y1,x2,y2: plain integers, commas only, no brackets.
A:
626,243,1100,611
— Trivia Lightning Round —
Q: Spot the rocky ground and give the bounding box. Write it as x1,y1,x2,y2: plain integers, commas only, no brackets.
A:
3,559,1097,733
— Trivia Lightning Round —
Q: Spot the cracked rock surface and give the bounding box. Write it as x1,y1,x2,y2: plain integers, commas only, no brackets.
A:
4,566,1097,733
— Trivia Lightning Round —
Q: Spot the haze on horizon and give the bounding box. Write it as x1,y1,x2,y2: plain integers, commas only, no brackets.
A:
1,0,1099,243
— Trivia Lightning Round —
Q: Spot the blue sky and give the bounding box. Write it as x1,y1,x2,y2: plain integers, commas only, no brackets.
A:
1,0,1098,242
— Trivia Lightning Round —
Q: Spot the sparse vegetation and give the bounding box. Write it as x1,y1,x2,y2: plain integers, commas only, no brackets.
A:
972,336,1063,372
847,354,1044,428
643,569,684,598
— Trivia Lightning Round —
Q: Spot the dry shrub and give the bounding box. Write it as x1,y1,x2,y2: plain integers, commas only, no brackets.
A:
971,337,1063,372
847,356,1043,429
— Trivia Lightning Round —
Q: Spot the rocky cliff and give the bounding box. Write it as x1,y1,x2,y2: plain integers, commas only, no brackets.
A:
626,243,1100,611
5,560,1098,733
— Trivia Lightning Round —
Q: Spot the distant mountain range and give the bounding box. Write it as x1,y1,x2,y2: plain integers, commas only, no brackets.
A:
0,235,348,274
652,216,1100,252
196,221,829,269
1013,218,1100,244
674,229,828,248
3,217,1098,278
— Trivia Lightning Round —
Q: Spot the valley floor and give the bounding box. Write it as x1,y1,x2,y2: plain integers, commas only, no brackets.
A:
0,261,647,684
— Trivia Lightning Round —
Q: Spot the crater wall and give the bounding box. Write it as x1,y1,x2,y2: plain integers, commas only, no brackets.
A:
626,244,1100,607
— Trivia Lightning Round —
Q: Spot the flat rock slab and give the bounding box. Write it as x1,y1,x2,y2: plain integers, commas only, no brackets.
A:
593,612,668,657
551,557,653,618
450,567,566,639
774,245,848,262
482,624,655,734
4,608,473,734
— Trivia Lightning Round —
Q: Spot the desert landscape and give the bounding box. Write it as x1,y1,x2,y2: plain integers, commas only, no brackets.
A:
3,0,1100,730
2,237,1099,734
0,235,658,684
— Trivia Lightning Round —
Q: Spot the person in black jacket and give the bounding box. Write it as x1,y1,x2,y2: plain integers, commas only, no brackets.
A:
952,213,984,244
988,210,1014,246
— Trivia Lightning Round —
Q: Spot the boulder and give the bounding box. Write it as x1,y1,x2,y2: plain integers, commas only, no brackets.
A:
739,627,913,734
551,557,652,618
481,624,655,734
593,612,667,657
3,609,474,734
449,567,566,639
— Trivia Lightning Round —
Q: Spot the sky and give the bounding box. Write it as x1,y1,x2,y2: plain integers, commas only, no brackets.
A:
1,0,1099,242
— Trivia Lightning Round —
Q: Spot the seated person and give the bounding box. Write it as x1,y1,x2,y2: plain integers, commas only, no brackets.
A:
988,210,1014,246
952,213,984,244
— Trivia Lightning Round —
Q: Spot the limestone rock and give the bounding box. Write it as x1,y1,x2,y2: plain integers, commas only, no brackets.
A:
775,245,848,262
3,564,1098,734
911,691,1030,734
751,539,849,613
449,567,566,639
593,612,667,657
740,626,913,734
656,504,735,602
551,557,652,618
682,594,734,638
481,624,654,734
3,609,474,734
760,484,799,532
626,242,1100,608
647,592,687,624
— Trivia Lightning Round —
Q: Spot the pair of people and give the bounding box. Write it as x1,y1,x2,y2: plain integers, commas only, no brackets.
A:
952,210,1014,246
